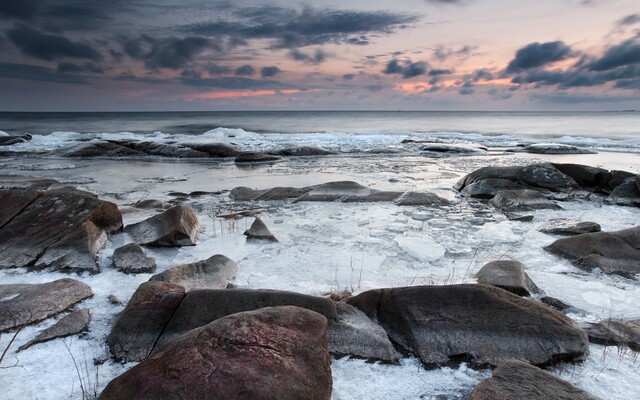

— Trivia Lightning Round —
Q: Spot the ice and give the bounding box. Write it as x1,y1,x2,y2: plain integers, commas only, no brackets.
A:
395,236,446,262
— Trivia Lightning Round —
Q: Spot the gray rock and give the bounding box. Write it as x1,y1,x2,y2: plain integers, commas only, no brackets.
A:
0,279,93,332
125,205,201,247
462,178,528,199
396,191,450,206
234,152,280,163
603,170,636,194
552,164,611,192
541,296,572,311
154,288,337,350
421,143,486,156
274,146,334,156
607,176,640,207
243,217,278,242
471,359,600,400
585,319,640,351
328,302,398,363
106,281,185,362
182,142,241,157
295,181,371,202
490,189,562,212
149,254,238,291
132,199,167,210
516,143,597,155
115,141,208,158
60,141,144,157
112,243,156,274
544,226,640,278
18,309,91,351
476,260,540,296
0,134,31,146
347,284,589,367
539,219,601,236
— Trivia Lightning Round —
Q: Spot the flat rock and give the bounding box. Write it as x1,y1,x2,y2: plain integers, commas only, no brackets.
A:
515,143,597,155
328,302,398,363
552,164,611,192
585,319,640,351
60,141,144,157
0,189,42,228
234,151,280,163
114,140,209,158
107,281,186,362
471,359,600,400
421,143,486,156
149,254,238,291
396,191,450,206
274,146,334,156
18,309,90,351
112,243,156,274
295,181,371,202
490,189,562,212
154,288,337,349
183,142,241,157
544,226,640,278
0,279,93,332
462,178,528,199
541,296,572,311
125,205,201,246
347,284,588,367
476,260,540,296
0,186,123,273
243,217,278,242
99,306,332,400
539,219,601,236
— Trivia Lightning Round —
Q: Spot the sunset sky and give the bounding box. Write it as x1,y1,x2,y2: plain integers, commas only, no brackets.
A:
0,0,639,111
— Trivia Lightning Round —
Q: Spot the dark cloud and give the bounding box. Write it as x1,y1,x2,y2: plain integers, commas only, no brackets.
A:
288,48,327,64
459,87,474,95
506,41,573,73
383,59,428,78
432,45,475,62
342,73,356,80
180,69,201,79
123,35,214,70
529,92,637,104
207,63,232,75
588,38,640,71
261,66,281,78
56,62,104,74
0,62,87,84
428,68,453,76
470,68,493,81
180,6,418,48
179,76,291,90
6,24,102,61
0,0,39,20
114,73,169,85
617,14,640,27
235,64,255,76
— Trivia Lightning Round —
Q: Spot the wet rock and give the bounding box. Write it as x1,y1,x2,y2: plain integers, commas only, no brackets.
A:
552,164,611,192
329,302,398,364
607,176,640,207
115,141,209,158
107,294,123,305
60,141,144,157
132,199,167,210
274,146,334,156
18,309,91,351
0,189,42,228
0,279,93,332
149,254,237,291
421,143,486,156
476,260,540,296
544,226,640,278
541,296,572,311
112,243,156,274
462,178,528,199
0,134,31,146
347,284,588,367
507,214,535,222
396,192,450,206
154,288,337,349
603,170,636,194
295,181,370,202
585,319,640,351
106,281,185,362
490,189,562,212
99,306,332,400
470,359,600,400
256,186,312,201
0,186,122,273
125,205,201,246
182,142,241,157
539,219,601,236
514,143,597,155
243,217,278,242
234,151,280,163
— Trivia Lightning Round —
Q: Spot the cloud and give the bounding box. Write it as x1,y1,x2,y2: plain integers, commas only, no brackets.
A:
123,35,214,70
0,0,39,20
470,68,493,81
180,6,418,48
383,59,428,78
459,87,474,95
235,64,255,76
506,41,573,73
342,73,356,80
56,62,104,74
432,45,475,62
179,76,291,89
6,24,102,61
529,92,638,104
207,63,232,75
0,62,87,84
261,66,281,78
429,68,453,76
588,38,640,71
617,14,640,27
424,0,469,4
288,48,327,64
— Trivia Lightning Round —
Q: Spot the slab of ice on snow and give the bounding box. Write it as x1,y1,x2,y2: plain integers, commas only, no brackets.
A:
395,235,446,262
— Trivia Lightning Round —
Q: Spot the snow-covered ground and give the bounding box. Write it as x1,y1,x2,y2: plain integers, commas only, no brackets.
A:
1,150,639,400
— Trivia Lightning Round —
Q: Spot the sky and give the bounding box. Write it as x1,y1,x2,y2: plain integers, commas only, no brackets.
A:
0,0,639,111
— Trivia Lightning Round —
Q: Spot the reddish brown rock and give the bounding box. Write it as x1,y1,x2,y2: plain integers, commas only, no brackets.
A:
18,309,91,351
149,254,237,290
243,217,278,242
99,306,332,400
124,205,201,246
112,243,156,274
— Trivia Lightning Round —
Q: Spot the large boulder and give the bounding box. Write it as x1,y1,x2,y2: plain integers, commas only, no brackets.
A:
607,176,640,207
112,243,156,274
60,141,144,157
235,152,280,163
552,164,611,192
544,226,640,278
99,306,332,400
182,142,241,157
471,359,600,400
243,217,278,242
149,254,238,291
124,205,201,246
461,178,528,199
274,146,334,156
328,302,398,364
18,309,91,351
514,143,597,155
539,219,601,236
476,260,540,296
489,189,562,212
585,319,640,351
0,279,93,332
347,284,589,367
107,281,185,362
0,187,123,273
154,288,337,349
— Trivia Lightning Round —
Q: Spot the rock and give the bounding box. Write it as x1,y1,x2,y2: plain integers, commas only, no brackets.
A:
0,189,42,228
99,306,332,400
490,189,562,212
420,143,486,156
295,181,371,202
506,214,535,222
607,176,640,207
229,186,266,201
182,142,241,157
154,288,337,349
18,309,91,351
516,143,597,155
462,178,528,199
107,294,123,305
552,164,610,192
544,226,640,278
112,243,156,274
132,199,167,210
476,260,540,296
234,151,280,163
328,302,398,363
243,217,278,242
149,254,238,291
255,186,312,201
116,141,209,158
60,141,144,157
0,175,61,191
470,359,600,400
603,170,636,194
274,146,334,156
541,296,572,311
585,319,640,351
0,279,93,332
347,284,588,367
0,186,122,273
539,219,601,236
0,134,31,146
124,205,201,246
106,281,186,362
396,191,450,206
